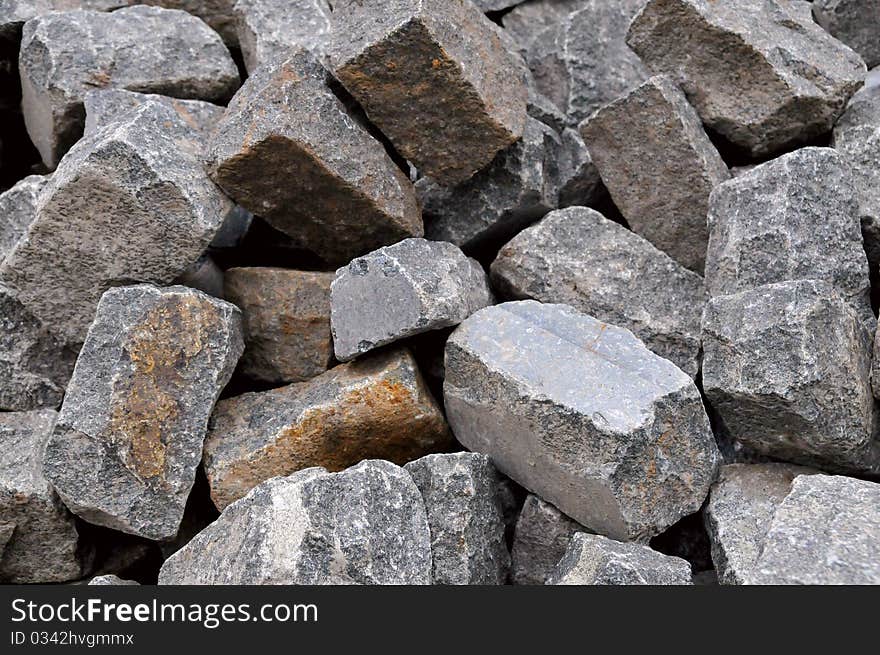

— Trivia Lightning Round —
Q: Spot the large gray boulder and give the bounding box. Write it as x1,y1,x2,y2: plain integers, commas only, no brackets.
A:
135,1,239,45
43,285,244,541
444,301,720,542
233,0,331,72
159,461,433,584
511,494,585,585
0,1,125,40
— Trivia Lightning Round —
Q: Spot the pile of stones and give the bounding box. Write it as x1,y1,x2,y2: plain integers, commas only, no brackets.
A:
1,0,879,586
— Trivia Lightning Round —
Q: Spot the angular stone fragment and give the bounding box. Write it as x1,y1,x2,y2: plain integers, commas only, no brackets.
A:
627,0,866,156
159,461,432,584
88,574,139,586
704,463,817,585
0,410,86,583
206,51,421,265
328,0,528,186
0,1,125,40
19,6,239,168
492,207,706,378
511,494,585,585
224,267,334,385
43,285,244,541
547,533,693,585
748,475,880,584
136,1,239,45
233,0,331,73
580,74,729,273
813,0,880,68
524,0,646,127
419,117,560,251
502,0,586,54
331,239,494,362
204,348,451,510
404,452,509,585
0,174,49,263
702,280,879,474
445,301,721,541
707,148,872,322
557,128,603,208
0,99,233,346
527,85,567,134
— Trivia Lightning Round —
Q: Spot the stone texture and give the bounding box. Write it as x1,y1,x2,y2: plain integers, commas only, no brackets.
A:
704,463,816,585
627,0,867,157
204,348,452,510
225,267,334,385
331,238,494,362
813,0,880,69
174,255,224,300
136,1,239,45
159,460,432,584
0,98,234,347
702,280,879,474
502,0,587,55
19,5,239,168
557,128,603,208
0,1,125,40
327,0,528,186
526,84,567,134
419,117,560,251
706,148,872,322
206,50,421,266
579,74,729,273
404,452,509,585
0,410,86,583
445,301,720,542
491,207,706,378
511,494,585,585
547,532,693,585
0,174,49,264
748,474,880,584
474,0,523,11
88,574,139,586
233,0,331,73
43,285,244,541
524,0,646,127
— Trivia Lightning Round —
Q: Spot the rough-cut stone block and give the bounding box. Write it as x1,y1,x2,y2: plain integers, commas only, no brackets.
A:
547,532,693,585
445,301,720,542
557,128,603,208
627,0,866,156
206,51,421,266
748,475,880,584
0,410,86,583
136,1,239,45
159,461,432,584
327,0,528,186
419,117,560,251
19,6,239,167
580,74,729,273
233,0,331,73
813,0,880,69
705,463,816,585
404,452,509,585
706,147,872,322
491,207,706,378
0,1,126,40
0,174,49,264
88,574,139,585
204,348,451,510
702,280,878,474
225,267,334,385
43,285,244,541
331,238,494,362
0,99,233,347
524,0,646,127
511,494,585,585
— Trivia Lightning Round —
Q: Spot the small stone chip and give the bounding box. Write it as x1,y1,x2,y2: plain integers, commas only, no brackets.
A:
511,495,585,586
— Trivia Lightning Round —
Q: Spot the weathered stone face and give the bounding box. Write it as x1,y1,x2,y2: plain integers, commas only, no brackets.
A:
579,74,729,273
813,0,880,69
327,0,528,186
224,267,334,385
748,475,880,584
159,461,433,584
547,532,693,585
233,0,331,72
627,0,866,156
556,128,603,209
135,1,239,45
704,463,817,585
330,238,494,362
0,410,87,583
43,285,244,541
706,147,872,324
18,5,239,167
0,175,49,265
511,494,585,586
405,452,509,585
701,280,879,475
491,207,707,378
204,348,452,510
502,0,588,55
206,50,422,266
444,301,720,542
0,1,126,40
